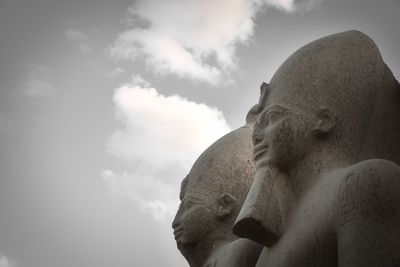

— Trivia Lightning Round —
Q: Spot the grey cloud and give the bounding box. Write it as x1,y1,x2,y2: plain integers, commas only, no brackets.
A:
65,28,91,54
20,64,55,96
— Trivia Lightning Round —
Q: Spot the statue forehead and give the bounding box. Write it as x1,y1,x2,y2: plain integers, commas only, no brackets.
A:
180,126,254,198
182,155,225,197
262,85,319,112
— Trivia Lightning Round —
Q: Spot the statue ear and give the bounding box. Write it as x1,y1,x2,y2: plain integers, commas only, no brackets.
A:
313,107,336,137
216,193,236,219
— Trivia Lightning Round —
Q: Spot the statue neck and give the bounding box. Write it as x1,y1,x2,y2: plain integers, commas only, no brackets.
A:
185,230,234,267
286,144,352,200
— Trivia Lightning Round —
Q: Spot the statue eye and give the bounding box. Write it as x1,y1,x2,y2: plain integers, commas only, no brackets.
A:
184,200,195,209
266,111,280,124
258,107,286,127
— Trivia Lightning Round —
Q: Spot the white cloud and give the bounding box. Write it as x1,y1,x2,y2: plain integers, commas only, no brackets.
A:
21,64,54,96
128,74,150,88
108,0,321,85
0,254,16,267
104,76,231,221
107,79,230,165
65,28,91,54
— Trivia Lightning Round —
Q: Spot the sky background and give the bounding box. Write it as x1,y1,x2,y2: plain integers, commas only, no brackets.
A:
0,0,399,266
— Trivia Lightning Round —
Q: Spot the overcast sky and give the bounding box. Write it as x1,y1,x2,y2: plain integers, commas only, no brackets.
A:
0,0,399,266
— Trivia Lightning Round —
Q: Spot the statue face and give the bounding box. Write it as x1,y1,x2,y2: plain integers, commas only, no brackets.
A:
233,102,317,246
172,125,254,264
253,103,316,169
172,180,218,253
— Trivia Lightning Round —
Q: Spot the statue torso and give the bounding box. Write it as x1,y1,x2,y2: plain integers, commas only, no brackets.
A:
255,160,400,267
256,169,342,267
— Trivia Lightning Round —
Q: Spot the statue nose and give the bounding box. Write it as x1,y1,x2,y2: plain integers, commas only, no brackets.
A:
252,127,263,146
171,220,176,229
172,214,180,229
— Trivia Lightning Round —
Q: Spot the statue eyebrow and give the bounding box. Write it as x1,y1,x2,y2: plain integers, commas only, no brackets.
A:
263,101,317,114
182,195,204,203
263,105,288,114
179,175,189,200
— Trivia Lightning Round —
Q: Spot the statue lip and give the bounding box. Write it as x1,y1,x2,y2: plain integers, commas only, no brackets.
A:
253,144,269,161
173,228,184,239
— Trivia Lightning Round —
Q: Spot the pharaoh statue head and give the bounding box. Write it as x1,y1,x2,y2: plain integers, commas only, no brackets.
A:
172,107,258,267
233,30,400,246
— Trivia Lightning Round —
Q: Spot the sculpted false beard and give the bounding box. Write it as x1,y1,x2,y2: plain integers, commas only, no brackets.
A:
233,164,295,247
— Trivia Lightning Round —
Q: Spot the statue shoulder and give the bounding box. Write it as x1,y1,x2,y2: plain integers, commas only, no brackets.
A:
335,159,400,226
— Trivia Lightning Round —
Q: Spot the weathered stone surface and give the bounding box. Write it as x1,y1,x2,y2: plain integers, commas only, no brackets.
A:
172,107,262,267
234,30,400,266
203,238,262,267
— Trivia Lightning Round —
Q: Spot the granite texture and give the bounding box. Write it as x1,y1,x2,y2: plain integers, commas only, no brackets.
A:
233,30,400,267
172,107,262,267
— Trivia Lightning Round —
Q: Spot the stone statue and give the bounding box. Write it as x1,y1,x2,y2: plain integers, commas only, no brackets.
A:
233,30,400,266
172,107,262,267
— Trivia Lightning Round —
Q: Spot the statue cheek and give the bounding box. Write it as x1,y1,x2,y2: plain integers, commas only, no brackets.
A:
272,119,296,158
185,206,212,235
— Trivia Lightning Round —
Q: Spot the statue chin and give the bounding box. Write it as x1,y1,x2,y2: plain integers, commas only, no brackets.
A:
254,157,273,169
177,241,193,260
233,164,295,247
